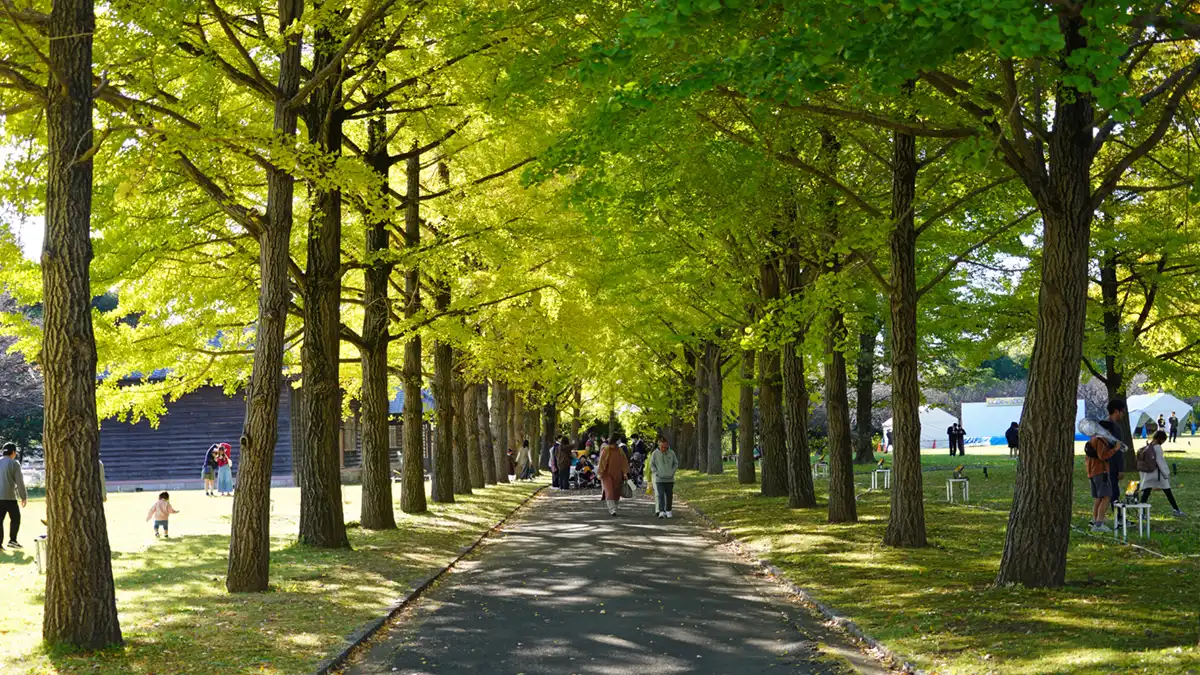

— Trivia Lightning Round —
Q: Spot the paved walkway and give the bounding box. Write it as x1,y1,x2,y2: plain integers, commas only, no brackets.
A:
344,486,889,675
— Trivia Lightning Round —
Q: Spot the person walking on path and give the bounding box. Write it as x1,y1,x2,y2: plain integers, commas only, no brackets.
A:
215,442,235,496
146,491,180,538
554,437,572,492
1169,412,1179,443
1138,430,1186,516
597,440,629,516
1005,422,1020,458
1085,400,1126,533
650,435,679,519
202,444,220,496
0,443,27,550
517,440,535,481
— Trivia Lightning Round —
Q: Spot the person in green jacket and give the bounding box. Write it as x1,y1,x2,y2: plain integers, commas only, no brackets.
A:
649,435,679,519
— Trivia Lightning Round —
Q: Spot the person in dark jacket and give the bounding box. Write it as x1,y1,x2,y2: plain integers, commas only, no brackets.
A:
553,437,572,491
1005,422,1019,457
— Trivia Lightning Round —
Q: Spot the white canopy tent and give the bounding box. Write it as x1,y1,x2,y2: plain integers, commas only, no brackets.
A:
1126,392,1194,436
883,406,959,449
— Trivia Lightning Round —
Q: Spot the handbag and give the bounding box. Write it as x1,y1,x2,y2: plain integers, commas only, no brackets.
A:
621,479,634,499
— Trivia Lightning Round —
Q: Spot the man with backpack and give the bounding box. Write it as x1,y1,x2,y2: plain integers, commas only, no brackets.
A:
1085,400,1127,533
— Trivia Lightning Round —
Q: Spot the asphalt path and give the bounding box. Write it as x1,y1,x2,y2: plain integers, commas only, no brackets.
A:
343,485,890,675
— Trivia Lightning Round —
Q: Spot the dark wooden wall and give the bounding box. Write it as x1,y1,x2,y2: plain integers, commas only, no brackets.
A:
99,385,293,482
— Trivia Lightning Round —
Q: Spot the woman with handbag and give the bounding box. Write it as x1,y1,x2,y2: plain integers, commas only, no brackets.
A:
597,440,630,516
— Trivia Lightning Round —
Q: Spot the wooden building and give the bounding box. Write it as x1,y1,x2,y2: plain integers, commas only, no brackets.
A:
98,384,294,487
98,382,434,489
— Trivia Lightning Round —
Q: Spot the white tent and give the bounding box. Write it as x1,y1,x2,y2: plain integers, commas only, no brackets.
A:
1126,392,1193,436
883,406,959,449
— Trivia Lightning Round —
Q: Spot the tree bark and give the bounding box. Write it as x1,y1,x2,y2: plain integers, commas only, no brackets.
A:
431,284,454,503
996,15,1094,588
825,310,857,523
542,401,557,468
465,378,485,489
853,318,880,465
737,350,757,484
477,380,497,485
695,342,710,472
525,403,540,473
511,392,524,472
882,127,928,547
399,149,426,515
358,63,395,530
452,368,472,495
491,380,510,483
759,261,789,497
706,340,724,474
297,27,349,549
782,256,816,508
226,0,303,592
40,0,122,646
1099,253,1133,455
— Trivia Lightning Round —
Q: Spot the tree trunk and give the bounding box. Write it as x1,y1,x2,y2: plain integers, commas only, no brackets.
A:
297,31,349,549
542,401,557,468
882,127,928,548
465,379,485,489
854,318,881,465
825,310,857,524
452,369,472,495
706,341,724,474
738,350,757,484
431,285,454,503
695,342,709,472
227,0,304,592
477,380,497,485
782,256,816,508
760,261,789,497
40,0,122,647
511,392,524,472
1099,253,1133,455
525,403,540,473
491,380,510,483
358,50,395,531
997,18,1095,586
399,149,426,515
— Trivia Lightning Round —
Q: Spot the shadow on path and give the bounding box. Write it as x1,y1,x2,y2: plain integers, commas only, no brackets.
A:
344,489,888,675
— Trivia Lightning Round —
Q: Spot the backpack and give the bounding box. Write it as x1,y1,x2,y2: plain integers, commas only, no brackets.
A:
1136,444,1158,473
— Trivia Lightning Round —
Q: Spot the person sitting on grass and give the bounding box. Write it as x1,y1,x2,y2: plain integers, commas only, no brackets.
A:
1085,400,1126,533
146,491,180,539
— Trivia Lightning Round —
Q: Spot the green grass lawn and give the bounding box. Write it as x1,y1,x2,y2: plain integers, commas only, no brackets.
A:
680,443,1200,675
0,479,544,674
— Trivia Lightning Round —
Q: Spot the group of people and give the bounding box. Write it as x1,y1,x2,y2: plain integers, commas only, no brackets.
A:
1134,411,1191,442
542,432,680,520
945,422,968,456
1085,399,1185,534
201,442,235,496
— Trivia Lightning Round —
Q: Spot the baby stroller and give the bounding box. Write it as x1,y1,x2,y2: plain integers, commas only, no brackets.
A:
572,458,599,489
628,453,645,487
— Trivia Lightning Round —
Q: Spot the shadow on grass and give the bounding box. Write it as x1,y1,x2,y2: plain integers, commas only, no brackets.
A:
677,470,1200,675
11,481,545,675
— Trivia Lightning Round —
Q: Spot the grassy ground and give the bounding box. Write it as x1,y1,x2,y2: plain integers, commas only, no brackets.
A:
678,443,1200,675
0,479,544,674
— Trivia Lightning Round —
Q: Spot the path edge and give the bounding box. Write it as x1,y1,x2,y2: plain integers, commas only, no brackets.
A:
685,500,927,675
312,482,548,675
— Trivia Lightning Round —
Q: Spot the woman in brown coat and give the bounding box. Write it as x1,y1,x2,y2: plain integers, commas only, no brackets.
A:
598,440,630,516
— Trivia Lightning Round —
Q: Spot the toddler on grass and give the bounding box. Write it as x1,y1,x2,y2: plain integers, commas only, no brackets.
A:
146,491,180,538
